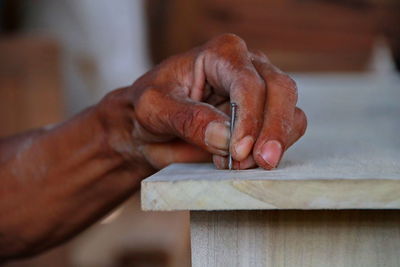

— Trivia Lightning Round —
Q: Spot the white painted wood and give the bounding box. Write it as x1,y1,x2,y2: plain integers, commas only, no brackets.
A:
191,211,400,267
141,73,400,211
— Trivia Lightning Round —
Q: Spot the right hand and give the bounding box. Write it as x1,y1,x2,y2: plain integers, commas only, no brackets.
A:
100,33,307,171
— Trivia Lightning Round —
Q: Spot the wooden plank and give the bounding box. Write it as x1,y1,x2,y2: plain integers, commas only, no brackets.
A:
142,163,400,210
141,73,400,211
191,210,400,267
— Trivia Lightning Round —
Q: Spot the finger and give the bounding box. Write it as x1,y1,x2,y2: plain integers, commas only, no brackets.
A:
286,107,307,149
135,88,230,156
251,55,300,170
213,155,227,169
235,154,257,170
228,71,265,162
202,34,266,162
215,100,230,115
212,154,256,170
143,140,211,169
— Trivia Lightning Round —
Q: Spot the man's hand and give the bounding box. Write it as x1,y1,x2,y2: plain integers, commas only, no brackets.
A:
102,33,307,170
0,34,307,260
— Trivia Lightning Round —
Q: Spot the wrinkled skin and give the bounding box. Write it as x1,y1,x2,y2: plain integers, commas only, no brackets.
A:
0,34,306,261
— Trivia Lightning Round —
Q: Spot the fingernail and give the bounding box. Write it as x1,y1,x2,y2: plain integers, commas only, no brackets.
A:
260,140,282,168
205,121,230,151
234,135,254,161
213,154,228,169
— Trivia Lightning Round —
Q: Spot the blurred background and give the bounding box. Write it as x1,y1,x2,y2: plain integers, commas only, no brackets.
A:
0,0,399,266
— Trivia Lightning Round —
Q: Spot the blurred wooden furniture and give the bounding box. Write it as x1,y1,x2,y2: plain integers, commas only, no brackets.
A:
146,0,400,72
70,194,191,267
379,1,400,69
0,37,192,267
0,37,64,137
0,36,66,267
142,72,400,266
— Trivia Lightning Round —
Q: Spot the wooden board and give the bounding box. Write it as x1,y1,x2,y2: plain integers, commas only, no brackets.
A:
141,73,400,211
142,162,400,210
191,210,400,267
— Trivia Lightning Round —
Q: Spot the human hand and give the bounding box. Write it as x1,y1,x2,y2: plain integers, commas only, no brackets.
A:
100,34,307,170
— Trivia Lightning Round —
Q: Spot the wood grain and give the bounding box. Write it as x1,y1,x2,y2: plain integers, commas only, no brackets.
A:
191,210,400,267
142,163,400,210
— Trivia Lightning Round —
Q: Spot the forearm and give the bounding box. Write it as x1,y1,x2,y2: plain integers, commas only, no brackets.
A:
0,89,152,260
0,32,308,261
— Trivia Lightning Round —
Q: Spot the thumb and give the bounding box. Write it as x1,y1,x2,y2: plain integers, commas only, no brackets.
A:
142,140,212,169
135,88,230,156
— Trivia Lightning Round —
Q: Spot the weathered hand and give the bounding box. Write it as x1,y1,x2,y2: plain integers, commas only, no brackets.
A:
102,34,307,170
0,34,308,259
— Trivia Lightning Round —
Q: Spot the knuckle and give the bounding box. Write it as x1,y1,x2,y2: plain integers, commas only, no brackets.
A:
134,88,167,133
137,87,159,105
171,107,192,137
250,49,269,63
135,88,159,117
172,105,204,139
234,69,265,93
99,87,127,110
209,33,247,52
269,73,298,102
219,33,246,47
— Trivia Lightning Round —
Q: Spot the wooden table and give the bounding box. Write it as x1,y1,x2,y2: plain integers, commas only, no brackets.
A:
141,73,400,266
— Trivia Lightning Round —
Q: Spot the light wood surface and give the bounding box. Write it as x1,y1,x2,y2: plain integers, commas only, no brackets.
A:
141,73,400,266
191,210,400,267
142,163,400,210
141,73,400,211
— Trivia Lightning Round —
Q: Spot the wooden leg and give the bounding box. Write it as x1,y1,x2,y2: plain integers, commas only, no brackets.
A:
190,211,400,267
